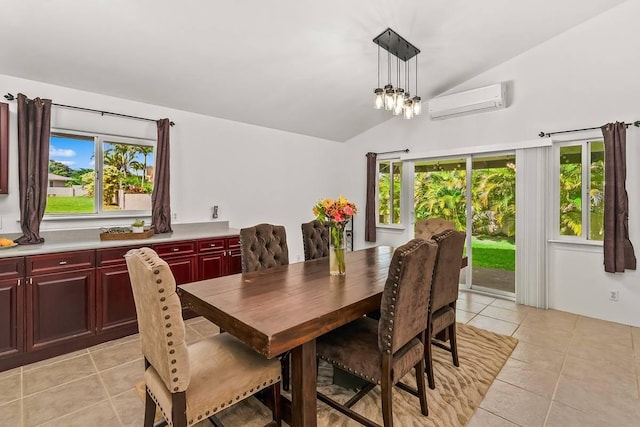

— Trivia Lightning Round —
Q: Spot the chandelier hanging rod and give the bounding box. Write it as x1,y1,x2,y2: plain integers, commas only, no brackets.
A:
4,93,175,126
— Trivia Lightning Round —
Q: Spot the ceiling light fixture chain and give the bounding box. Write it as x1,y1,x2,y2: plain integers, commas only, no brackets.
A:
372,28,421,119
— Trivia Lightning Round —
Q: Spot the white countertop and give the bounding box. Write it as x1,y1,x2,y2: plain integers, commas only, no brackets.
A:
0,222,239,258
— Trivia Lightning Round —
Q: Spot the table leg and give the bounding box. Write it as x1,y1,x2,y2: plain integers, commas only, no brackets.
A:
290,339,317,427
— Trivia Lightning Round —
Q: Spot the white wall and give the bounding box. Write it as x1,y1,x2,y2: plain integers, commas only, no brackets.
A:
0,74,345,262
344,0,640,326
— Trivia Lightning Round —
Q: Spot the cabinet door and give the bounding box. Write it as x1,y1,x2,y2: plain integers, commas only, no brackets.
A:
227,248,242,275
96,266,137,332
27,270,95,351
198,252,225,280
0,278,23,357
163,255,197,285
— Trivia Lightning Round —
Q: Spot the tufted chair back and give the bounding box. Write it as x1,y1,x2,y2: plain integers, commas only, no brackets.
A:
240,223,289,273
301,220,330,260
415,218,455,241
430,230,466,314
378,239,438,354
125,247,190,393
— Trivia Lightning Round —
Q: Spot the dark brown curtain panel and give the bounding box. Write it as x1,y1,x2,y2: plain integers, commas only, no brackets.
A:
152,118,172,233
16,94,51,245
365,152,377,242
601,122,636,272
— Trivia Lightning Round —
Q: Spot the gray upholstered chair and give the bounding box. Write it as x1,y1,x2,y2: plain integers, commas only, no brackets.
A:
414,218,455,241
424,229,466,390
301,220,329,260
239,224,289,273
125,247,281,427
316,239,438,427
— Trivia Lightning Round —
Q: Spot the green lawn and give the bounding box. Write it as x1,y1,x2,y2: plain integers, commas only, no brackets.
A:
45,196,95,214
471,236,515,271
45,196,120,214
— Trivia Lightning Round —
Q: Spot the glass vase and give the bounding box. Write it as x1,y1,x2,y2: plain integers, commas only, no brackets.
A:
329,223,346,276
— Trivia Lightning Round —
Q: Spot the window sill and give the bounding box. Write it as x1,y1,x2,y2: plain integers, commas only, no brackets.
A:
376,224,406,231
43,213,151,222
547,238,603,247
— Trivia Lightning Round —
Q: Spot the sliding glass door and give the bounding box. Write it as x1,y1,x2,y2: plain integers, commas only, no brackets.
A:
413,152,516,297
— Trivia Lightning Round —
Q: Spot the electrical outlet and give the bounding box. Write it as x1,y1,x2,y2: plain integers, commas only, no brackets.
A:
609,290,619,301
171,212,177,220
212,205,219,219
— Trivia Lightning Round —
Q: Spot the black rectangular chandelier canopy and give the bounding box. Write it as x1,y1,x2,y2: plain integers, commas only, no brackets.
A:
373,28,420,62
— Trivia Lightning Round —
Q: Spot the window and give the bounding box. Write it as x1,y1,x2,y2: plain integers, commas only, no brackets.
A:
46,130,155,216
377,159,402,225
557,139,604,240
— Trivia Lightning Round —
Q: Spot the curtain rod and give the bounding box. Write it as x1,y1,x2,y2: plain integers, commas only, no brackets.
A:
369,149,410,156
538,121,639,138
4,93,175,127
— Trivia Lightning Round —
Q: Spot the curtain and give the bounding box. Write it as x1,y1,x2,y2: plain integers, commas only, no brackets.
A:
601,122,636,272
152,118,172,233
15,94,51,245
365,152,377,242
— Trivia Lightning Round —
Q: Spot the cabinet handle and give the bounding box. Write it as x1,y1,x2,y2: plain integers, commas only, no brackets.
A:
17,278,21,287
210,243,216,247
29,277,33,285
172,248,179,252
59,261,68,265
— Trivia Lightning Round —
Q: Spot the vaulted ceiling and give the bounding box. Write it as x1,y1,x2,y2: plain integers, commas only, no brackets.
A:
0,0,627,141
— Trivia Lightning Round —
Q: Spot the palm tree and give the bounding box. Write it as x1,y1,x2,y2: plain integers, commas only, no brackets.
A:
135,146,154,185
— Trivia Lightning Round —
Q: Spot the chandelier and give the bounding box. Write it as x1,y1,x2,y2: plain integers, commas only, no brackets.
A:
373,28,421,119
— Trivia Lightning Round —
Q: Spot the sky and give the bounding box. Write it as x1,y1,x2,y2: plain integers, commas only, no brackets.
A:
50,135,154,172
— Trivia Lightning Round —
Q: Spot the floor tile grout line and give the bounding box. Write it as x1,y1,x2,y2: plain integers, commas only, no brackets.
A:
22,370,98,399
88,349,126,427
22,350,90,373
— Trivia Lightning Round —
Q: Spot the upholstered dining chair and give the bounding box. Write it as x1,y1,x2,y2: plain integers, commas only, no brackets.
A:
316,239,438,427
125,247,282,427
301,220,329,260
414,217,455,240
239,223,291,390
239,223,289,272
424,229,466,390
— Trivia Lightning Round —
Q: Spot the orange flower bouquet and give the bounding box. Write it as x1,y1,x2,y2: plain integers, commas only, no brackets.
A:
313,196,357,275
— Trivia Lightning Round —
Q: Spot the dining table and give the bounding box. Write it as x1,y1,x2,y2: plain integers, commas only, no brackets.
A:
178,246,395,427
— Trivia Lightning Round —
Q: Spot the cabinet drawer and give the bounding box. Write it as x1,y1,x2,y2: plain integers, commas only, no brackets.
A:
197,238,226,253
27,251,95,275
97,246,140,267
153,241,196,258
227,236,240,249
0,257,24,280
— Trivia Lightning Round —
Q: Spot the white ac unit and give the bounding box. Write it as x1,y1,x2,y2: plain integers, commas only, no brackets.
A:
428,83,507,120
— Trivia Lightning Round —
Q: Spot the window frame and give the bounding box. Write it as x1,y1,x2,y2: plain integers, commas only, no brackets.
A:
552,136,604,243
45,128,156,220
376,157,404,228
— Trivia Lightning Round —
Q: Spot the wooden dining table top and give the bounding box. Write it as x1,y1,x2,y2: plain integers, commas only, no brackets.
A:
177,246,395,359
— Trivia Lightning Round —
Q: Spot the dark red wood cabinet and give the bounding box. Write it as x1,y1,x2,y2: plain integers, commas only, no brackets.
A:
96,246,139,333
198,236,241,280
0,258,24,357
0,102,8,194
0,234,240,372
25,252,96,351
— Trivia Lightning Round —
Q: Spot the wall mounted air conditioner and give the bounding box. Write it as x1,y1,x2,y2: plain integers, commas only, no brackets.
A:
428,83,507,120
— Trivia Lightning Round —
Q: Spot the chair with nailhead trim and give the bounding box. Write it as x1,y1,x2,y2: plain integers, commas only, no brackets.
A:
125,247,282,427
315,239,438,427
239,223,292,391
301,220,329,260
240,224,289,273
424,229,466,390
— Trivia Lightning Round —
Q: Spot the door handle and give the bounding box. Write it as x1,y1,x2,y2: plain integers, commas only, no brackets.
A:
59,261,68,265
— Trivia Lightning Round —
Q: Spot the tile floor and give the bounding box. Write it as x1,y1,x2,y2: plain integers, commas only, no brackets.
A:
1,291,639,426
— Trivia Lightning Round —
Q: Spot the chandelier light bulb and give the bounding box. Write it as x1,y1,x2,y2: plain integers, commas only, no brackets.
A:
403,98,414,119
412,96,422,115
384,84,395,110
394,88,405,110
373,88,384,109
